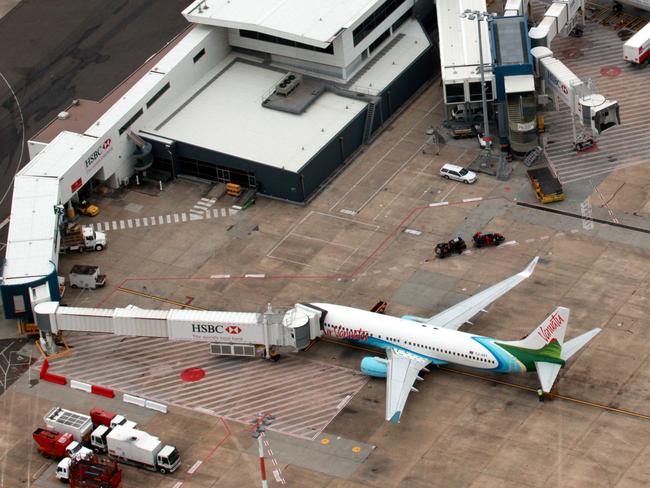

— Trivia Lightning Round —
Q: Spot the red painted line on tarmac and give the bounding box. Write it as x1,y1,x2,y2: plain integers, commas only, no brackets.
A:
182,417,232,481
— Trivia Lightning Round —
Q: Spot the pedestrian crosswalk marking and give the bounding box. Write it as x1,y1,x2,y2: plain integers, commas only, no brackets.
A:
90,208,238,233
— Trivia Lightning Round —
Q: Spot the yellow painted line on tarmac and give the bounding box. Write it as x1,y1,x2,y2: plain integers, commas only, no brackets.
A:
439,366,650,422
117,287,205,310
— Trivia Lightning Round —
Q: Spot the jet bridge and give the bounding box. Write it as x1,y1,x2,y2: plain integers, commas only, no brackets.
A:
33,302,325,358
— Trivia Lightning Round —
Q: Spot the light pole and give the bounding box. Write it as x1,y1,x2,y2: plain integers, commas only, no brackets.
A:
461,9,496,146
250,413,275,488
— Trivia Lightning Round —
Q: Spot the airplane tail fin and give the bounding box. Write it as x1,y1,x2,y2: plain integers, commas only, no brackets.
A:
511,306,570,350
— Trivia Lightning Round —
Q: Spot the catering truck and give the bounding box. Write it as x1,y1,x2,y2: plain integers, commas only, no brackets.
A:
60,224,107,253
623,22,650,65
44,406,94,443
69,265,107,289
105,425,181,474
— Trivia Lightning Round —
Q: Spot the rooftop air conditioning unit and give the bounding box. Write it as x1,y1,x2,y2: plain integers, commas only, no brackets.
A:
275,72,302,97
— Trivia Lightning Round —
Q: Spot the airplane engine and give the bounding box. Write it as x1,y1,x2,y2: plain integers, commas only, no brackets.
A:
360,356,388,378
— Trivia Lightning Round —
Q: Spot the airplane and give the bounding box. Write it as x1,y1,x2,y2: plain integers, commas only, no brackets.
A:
312,257,601,423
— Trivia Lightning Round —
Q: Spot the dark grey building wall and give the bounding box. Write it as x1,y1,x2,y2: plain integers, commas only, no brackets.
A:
298,109,366,198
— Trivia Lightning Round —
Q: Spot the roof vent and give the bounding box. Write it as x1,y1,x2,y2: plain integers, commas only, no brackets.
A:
275,73,302,97
57,111,70,120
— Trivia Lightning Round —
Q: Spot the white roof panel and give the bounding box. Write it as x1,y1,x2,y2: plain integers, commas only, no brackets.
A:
147,60,366,172
22,131,97,178
437,0,493,83
182,0,381,48
504,74,535,94
626,22,650,49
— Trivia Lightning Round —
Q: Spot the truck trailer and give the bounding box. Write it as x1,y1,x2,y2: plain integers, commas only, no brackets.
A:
623,22,650,65
106,425,181,474
44,407,94,443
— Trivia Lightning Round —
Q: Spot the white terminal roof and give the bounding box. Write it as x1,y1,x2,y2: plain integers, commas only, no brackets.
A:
504,74,535,94
147,59,367,173
182,0,381,48
437,0,494,84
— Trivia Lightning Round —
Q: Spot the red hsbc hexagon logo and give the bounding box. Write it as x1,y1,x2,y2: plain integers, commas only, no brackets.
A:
225,326,241,335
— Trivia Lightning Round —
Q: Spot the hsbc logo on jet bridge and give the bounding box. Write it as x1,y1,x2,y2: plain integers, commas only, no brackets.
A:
190,324,242,334
84,138,113,172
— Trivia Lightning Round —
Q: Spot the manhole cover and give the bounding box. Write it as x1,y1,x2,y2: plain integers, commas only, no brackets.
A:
563,48,582,59
600,66,621,77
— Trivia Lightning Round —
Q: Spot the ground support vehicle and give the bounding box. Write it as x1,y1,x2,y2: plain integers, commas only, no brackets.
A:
33,428,93,460
527,167,565,204
439,164,477,184
473,232,505,248
623,22,650,64
44,407,93,443
60,225,107,253
90,408,137,430
450,125,477,139
33,428,74,458
573,134,595,152
69,265,107,289
76,200,100,217
106,425,181,474
57,456,122,487
435,237,466,259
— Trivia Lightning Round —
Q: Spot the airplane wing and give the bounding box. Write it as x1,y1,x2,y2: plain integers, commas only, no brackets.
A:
423,256,539,330
384,348,431,423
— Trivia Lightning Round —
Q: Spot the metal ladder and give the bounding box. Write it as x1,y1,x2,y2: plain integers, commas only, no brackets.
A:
362,102,376,144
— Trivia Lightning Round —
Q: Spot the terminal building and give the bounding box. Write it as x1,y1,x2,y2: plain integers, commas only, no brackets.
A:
2,0,437,322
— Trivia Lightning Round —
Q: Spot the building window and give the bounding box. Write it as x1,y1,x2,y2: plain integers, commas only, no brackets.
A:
368,28,390,54
146,82,170,109
392,8,412,32
193,48,206,63
445,83,465,104
118,108,144,135
239,30,334,54
353,0,407,46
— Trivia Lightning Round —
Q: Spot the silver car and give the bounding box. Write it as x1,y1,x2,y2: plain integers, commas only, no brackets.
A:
439,163,477,184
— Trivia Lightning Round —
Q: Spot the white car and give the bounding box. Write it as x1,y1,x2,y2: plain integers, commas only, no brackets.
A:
440,164,477,184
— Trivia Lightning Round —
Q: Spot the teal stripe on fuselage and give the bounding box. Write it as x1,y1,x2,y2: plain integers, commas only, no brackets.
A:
348,335,449,365
471,336,524,373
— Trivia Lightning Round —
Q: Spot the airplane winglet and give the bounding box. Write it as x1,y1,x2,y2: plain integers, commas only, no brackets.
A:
518,256,539,278
389,411,401,423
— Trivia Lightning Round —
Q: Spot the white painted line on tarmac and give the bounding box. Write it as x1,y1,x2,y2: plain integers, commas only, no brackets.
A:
173,213,179,223
244,274,265,278
104,222,110,230
429,201,448,207
187,460,202,474
571,229,579,233
120,220,125,229
150,217,156,226
404,229,422,236
340,209,357,215
462,197,483,203
127,219,133,228
143,218,148,227
229,208,238,216
181,213,187,222
540,235,550,240
221,208,227,217
135,219,140,228
172,482,183,488
112,221,118,230
211,274,231,279
166,215,172,224
95,223,101,231
501,240,518,246
525,238,535,243
337,394,352,410
556,232,564,237
158,216,164,225
0,217,9,230
205,211,212,219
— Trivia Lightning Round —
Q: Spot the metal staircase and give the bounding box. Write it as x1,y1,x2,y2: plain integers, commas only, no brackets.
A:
362,102,377,144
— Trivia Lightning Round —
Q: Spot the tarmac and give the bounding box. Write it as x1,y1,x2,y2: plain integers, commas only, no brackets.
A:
0,1,648,488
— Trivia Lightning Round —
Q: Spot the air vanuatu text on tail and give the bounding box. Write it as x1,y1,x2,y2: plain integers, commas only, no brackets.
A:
311,257,601,423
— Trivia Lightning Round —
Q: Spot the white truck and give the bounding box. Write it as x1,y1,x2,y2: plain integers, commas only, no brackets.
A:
60,224,107,253
69,265,106,289
105,425,181,474
44,407,94,443
623,22,650,65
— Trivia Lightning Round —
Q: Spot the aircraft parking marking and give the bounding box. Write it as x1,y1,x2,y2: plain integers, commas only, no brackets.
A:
92,208,238,232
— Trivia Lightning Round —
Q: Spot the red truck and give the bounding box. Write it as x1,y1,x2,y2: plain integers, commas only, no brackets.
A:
33,428,73,458
90,408,137,430
57,456,122,487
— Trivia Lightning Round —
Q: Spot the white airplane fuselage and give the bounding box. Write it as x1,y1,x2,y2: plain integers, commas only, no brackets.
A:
313,303,526,374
